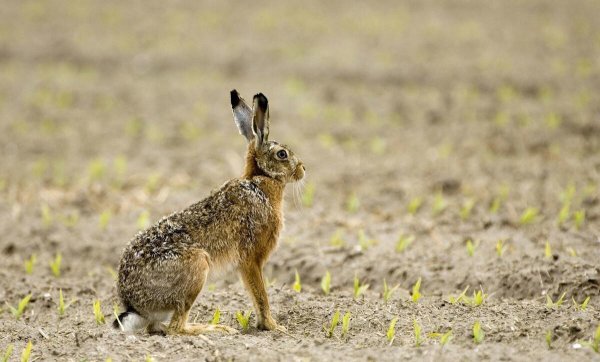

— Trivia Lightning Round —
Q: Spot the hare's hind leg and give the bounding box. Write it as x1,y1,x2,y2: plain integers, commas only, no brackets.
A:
166,249,236,335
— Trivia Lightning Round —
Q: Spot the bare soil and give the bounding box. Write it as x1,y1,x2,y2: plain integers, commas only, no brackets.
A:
1,0,599,361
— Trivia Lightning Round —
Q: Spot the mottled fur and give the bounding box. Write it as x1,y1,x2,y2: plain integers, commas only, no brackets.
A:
115,90,304,335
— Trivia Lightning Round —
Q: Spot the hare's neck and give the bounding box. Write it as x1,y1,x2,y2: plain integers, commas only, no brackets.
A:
242,143,265,179
242,143,285,211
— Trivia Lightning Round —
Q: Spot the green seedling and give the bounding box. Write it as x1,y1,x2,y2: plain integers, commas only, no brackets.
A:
353,274,369,299
20,341,32,362
567,247,577,257
572,296,590,311
520,207,539,225
87,159,106,182
573,210,585,229
470,289,487,307
106,266,118,280
24,254,36,275
473,321,484,344
211,307,220,325
546,292,566,308
341,312,351,338
460,198,476,220
411,278,422,303
112,155,128,187
466,239,476,257
358,229,377,251
544,241,552,259
432,192,447,215
60,212,79,228
41,204,53,228
7,294,32,319
57,289,76,316
2,344,13,362
557,202,570,226
137,210,150,230
546,330,552,349
321,271,331,295
325,310,340,338
387,317,399,345
301,182,315,207
236,310,252,332
292,269,302,292
413,319,423,347
144,174,161,194
489,185,509,213
329,229,346,248
496,239,507,257
346,192,360,213
264,276,276,288
50,253,62,277
440,330,453,346
93,300,105,324
407,197,423,215
581,324,600,353
99,210,112,230
449,286,470,304
383,278,399,303
395,234,415,253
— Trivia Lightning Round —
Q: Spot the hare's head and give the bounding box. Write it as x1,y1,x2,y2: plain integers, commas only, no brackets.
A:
231,90,305,183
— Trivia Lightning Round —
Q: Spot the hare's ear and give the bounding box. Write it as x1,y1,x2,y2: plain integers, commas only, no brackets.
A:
252,93,269,148
230,89,254,142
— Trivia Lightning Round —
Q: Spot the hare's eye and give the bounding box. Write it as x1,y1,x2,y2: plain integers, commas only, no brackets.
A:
276,150,288,160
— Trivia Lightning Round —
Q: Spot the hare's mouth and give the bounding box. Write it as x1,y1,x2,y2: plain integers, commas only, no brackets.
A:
292,164,306,182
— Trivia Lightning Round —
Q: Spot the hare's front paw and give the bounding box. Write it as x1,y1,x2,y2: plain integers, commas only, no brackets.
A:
257,317,286,332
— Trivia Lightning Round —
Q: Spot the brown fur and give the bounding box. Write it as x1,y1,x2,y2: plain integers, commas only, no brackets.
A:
115,91,304,334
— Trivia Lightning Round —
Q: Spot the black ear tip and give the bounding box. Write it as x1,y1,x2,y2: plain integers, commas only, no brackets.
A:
230,89,240,108
253,93,268,111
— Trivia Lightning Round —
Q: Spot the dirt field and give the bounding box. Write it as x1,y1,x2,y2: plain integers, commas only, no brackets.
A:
1,0,600,361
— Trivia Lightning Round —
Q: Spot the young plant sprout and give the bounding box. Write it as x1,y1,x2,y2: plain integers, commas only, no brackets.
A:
112,155,128,188
211,307,220,325
99,210,112,230
8,294,32,319
24,254,36,275
572,296,590,311
41,204,53,228
544,241,552,259
358,229,377,251
387,317,399,345
460,198,476,220
330,229,346,248
519,207,539,225
473,321,484,344
341,312,351,338
20,341,32,362
466,239,476,257
301,182,315,207
440,330,453,346
470,289,487,307
93,300,105,325
546,330,553,349
396,234,415,253
236,310,252,332
557,202,570,226
49,253,62,277
383,278,399,303
449,286,470,304
546,292,566,308
346,192,360,213
573,210,585,229
353,274,369,299
581,324,600,353
489,185,509,214
2,344,13,362
136,210,150,230
292,269,302,292
496,239,506,257
321,271,331,295
87,158,106,182
325,310,340,338
407,197,423,215
566,247,577,257
411,278,422,303
413,319,423,347
432,191,447,216
57,289,76,316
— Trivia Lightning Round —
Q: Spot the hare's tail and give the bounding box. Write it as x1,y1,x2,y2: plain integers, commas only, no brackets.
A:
112,307,147,332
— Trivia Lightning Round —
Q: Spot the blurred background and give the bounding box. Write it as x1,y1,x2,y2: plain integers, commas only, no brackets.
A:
1,0,599,359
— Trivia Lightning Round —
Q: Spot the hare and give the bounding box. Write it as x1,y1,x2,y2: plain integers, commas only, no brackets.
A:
113,90,305,335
